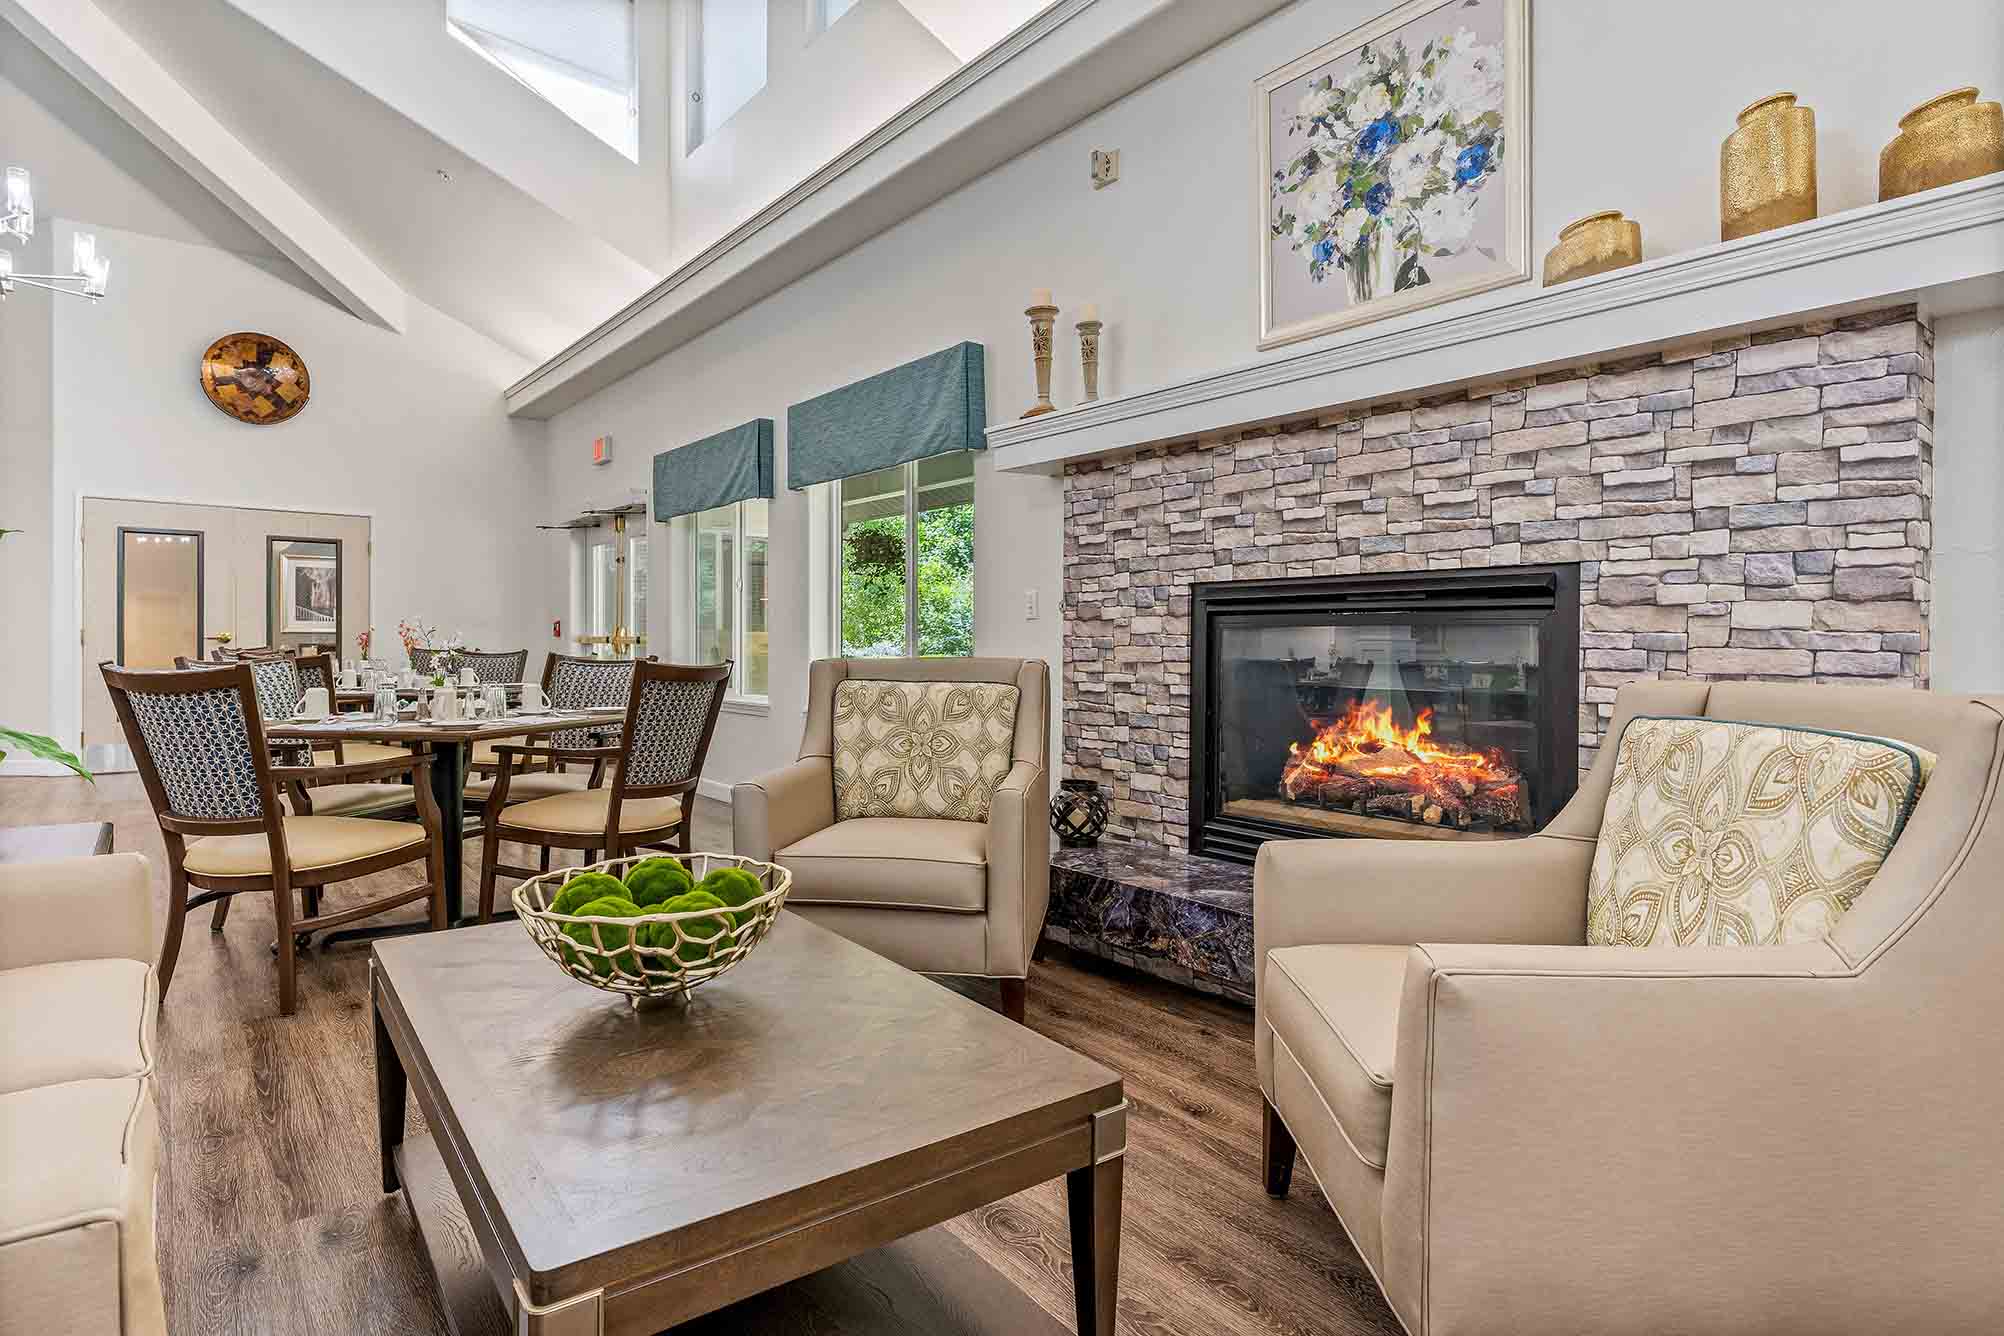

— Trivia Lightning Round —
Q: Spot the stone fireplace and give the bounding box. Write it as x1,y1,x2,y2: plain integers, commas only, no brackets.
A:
1061,305,1933,854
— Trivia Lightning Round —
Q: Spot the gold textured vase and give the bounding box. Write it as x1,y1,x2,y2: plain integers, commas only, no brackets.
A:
1879,87,2004,201
1542,211,1644,286
1721,93,1817,241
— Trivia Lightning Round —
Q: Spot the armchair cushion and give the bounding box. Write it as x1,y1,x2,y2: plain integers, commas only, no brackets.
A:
287,781,416,818
464,771,590,803
777,817,988,913
1264,944,1407,1169
1587,716,1935,947
0,959,155,1096
831,680,1019,822
499,789,682,836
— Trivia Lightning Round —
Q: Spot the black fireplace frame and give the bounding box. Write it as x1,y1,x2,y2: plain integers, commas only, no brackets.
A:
1188,564,1580,864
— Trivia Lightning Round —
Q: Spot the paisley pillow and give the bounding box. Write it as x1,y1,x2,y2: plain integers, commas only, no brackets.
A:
1586,716,1935,948
832,680,1020,822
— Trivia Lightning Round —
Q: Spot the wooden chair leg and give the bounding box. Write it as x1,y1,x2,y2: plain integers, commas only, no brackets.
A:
539,846,551,873
999,978,1027,1024
159,867,191,1004
426,822,448,931
1263,1095,1297,1199
302,887,322,919
477,824,505,924
272,874,299,1017
209,894,232,934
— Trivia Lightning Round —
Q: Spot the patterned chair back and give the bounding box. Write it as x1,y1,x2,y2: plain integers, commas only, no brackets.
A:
543,654,645,749
461,649,528,685
294,652,336,698
407,645,442,676
615,661,730,794
101,663,271,823
245,657,303,721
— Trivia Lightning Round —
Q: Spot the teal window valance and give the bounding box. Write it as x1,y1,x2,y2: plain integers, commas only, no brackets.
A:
785,342,985,491
653,418,774,522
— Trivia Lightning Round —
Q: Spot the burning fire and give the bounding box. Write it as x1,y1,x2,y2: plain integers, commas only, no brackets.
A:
1279,699,1526,830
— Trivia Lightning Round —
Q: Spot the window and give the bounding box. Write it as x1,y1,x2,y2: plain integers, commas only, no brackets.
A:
689,0,767,148
694,500,769,699
578,522,647,657
838,453,974,658
447,0,639,161
810,0,860,37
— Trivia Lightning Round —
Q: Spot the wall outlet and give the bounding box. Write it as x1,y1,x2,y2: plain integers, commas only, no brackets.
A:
1023,588,1039,620
1090,148,1119,189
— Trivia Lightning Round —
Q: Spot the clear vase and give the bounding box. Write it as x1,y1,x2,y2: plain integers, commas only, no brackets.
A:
1344,230,1405,305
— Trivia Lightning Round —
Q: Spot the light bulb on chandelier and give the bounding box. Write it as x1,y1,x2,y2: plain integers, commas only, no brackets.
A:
0,167,114,303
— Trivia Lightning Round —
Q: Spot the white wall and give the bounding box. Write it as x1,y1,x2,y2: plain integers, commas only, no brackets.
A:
36,221,554,752
541,0,2004,791
1931,307,2004,693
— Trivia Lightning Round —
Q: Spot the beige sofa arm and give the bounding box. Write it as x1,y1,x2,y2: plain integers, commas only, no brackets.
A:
0,853,155,970
732,757,835,862
984,759,1048,977
1377,938,1859,1334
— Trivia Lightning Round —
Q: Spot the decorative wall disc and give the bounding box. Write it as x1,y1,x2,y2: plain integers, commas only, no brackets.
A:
200,332,310,425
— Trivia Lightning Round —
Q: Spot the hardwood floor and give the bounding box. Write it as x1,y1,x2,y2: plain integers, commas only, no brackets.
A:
0,773,1403,1336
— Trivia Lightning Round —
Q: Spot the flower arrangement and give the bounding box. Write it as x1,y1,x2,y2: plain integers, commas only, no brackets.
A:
1270,24,1505,305
356,627,372,659
397,619,463,684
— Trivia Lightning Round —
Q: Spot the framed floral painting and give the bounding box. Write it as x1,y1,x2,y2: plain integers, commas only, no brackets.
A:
1257,0,1530,349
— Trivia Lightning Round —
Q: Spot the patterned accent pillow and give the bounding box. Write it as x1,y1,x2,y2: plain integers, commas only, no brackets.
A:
833,680,1020,823
1586,715,1936,948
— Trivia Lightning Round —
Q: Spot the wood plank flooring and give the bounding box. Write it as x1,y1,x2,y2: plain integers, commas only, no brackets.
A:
0,774,1403,1336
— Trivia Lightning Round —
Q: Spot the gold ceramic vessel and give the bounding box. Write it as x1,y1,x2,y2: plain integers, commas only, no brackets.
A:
1879,87,2004,201
1721,93,1817,241
1542,211,1644,286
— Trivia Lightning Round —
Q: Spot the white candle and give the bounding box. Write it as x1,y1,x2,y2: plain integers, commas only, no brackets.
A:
1031,288,1052,308
1079,303,1099,323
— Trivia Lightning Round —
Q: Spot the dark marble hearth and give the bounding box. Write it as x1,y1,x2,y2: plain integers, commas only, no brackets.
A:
1045,841,1254,1004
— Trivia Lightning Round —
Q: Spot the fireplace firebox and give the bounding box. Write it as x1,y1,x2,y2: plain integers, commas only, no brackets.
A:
1189,565,1580,863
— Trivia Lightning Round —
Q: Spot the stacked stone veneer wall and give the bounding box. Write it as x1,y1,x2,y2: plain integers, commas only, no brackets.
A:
1062,306,1933,849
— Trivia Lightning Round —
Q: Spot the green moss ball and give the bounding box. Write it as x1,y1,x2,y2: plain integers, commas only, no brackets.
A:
548,872,627,917
623,857,694,909
695,866,766,926
558,895,645,976
641,889,737,965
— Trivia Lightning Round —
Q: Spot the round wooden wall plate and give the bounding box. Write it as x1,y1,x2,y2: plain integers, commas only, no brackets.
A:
200,332,310,425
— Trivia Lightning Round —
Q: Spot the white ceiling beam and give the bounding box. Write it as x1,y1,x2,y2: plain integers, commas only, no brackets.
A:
0,0,407,331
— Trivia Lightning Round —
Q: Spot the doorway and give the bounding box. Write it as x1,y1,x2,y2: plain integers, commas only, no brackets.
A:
80,498,371,768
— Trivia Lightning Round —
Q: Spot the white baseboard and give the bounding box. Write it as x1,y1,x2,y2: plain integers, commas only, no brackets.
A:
698,778,735,805
0,758,77,778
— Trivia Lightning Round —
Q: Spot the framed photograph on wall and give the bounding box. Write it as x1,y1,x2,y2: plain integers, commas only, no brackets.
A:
1257,0,1530,349
279,552,338,633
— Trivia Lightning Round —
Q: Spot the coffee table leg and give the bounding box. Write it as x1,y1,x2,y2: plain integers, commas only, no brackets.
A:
1066,1155,1122,1335
375,983,407,1193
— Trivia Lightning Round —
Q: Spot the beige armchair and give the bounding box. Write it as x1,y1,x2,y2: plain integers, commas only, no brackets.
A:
1255,680,2004,1335
734,657,1050,1021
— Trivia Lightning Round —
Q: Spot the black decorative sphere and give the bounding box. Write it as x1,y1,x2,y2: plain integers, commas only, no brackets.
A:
1050,778,1109,848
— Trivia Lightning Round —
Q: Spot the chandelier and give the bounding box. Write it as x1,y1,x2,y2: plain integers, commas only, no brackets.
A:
0,167,113,303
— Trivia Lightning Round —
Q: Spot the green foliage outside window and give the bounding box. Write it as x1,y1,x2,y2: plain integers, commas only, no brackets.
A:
840,500,973,658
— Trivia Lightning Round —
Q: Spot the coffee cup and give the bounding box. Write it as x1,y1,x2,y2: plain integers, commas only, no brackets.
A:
431,686,460,721
519,683,547,712
459,667,477,687
339,667,360,689
300,686,330,717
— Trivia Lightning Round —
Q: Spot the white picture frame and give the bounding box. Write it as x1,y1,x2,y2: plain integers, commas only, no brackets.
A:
1256,0,1531,350
279,553,338,633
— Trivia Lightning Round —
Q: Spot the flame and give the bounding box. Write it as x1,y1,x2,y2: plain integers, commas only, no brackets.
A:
1282,699,1507,789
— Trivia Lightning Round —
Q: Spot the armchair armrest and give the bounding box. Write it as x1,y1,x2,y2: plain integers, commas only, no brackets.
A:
1377,938,1859,1334
1254,832,1592,958
272,753,430,786
493,743,619,764
732,757,834,861
0,853,155,969
985,759,1048,978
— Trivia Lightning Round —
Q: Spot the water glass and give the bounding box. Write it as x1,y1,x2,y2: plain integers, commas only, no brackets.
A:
483,686,509,719
373,686,399,722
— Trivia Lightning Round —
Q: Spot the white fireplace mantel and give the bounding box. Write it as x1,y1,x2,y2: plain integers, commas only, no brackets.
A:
987,174,2004,474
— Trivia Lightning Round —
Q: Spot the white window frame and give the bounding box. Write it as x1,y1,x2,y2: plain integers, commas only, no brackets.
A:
807,0,859,39
688,501,768,708
684,0,768,152
828,459,974,659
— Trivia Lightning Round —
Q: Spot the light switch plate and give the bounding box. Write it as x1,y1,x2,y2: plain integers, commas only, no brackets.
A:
1023,588,1040,620
1091,148,1119,189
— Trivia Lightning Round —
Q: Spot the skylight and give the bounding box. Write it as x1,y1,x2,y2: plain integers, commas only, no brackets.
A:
447,0,639,162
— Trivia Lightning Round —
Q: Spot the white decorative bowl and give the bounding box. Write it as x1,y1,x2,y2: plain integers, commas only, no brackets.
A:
512,852,791,1006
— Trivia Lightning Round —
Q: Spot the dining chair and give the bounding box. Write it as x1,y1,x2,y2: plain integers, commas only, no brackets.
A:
407,645,443,676
293,651,412,772
466,652,651,796
101,662,448,1016
475,660,729,921
461,648,528,684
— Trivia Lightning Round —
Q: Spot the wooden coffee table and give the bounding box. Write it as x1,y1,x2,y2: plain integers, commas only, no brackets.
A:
373,913,1127,1335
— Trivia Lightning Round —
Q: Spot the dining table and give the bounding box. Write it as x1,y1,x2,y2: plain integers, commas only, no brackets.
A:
266,707,625,936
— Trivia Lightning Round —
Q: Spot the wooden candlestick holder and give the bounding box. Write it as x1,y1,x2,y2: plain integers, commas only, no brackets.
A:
1021,303,1058,418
